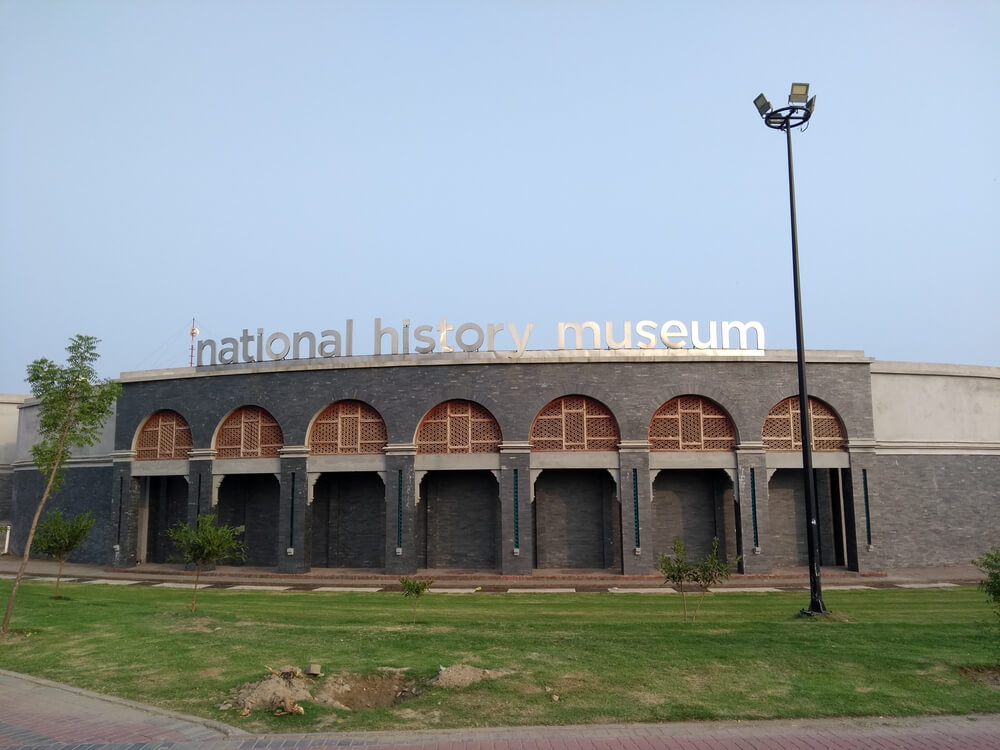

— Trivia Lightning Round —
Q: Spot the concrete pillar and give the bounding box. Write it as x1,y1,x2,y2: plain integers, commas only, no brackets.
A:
384,444,416,575
735,443,771,573
277,446,310,574
110,451,137,568
499,442,532,575
186,449,215,523
618,441,653,574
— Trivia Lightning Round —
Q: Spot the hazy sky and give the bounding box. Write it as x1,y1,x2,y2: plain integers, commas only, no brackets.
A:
1,1,997,392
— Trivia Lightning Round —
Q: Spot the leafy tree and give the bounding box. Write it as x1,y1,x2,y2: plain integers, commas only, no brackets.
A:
400,576,434,623
33,509,96,596
658,537,696,620
168,514,245,612
658,536,738,622
2,335,121,635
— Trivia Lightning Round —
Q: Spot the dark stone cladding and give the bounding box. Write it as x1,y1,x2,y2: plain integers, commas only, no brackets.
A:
10,465,115,565
113,354,877,450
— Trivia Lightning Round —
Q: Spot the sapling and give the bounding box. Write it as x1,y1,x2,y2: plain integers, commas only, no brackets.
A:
400,576,434,623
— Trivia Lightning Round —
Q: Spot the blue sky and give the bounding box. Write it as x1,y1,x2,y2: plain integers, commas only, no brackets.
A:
1,1,997,392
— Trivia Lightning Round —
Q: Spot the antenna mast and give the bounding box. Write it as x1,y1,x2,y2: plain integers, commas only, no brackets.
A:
189,318,200,367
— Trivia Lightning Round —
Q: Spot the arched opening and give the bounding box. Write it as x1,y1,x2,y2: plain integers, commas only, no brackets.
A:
650,469,737,563
417,470,500,570
216,474,280,566
311,473,386,568
133,410,193,563
763,397,852,568
533,469,620,570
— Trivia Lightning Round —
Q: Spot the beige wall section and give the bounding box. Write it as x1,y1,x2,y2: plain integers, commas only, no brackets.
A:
0,395,29,466
871,362,1000,447
15,398,117,464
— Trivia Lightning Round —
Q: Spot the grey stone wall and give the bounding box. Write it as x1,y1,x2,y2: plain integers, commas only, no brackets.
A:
10,465,114,565
872,454,1000,566
11,351,997,573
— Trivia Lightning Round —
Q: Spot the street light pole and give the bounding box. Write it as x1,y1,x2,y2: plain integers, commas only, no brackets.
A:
754,83,826,615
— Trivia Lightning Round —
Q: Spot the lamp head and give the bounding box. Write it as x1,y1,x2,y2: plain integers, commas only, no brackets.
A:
789,82,810,104
754,93,771,116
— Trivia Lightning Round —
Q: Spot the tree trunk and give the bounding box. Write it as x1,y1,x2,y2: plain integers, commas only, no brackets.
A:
1,395,77,635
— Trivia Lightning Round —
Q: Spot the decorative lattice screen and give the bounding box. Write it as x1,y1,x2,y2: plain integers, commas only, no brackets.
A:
135,410,193,460
530,395,619,451
415,400,501,454
215,406,283,459
762,397,846,451
309,400,387,455
649,396,736,451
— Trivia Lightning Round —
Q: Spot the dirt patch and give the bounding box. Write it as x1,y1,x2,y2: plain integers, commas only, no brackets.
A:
228,666,314,714
432,664,514,688
314,672,419,709
226,663,515,717
958,666,1000,690
226,665,421,716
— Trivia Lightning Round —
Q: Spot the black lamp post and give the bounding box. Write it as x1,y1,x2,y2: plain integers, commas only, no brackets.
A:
754,83,826,616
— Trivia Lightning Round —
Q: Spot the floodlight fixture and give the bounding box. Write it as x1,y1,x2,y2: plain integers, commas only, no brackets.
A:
789,82,810,104
806,95,816,114
754,93,772,116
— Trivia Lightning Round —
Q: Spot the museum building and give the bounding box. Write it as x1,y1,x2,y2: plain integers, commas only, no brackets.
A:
5,347,1000,576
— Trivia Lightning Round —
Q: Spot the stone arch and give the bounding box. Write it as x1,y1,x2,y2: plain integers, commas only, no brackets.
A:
214,406,284,459
414,399,502,454
134,409,193,460
529,395,620,451
648,395,737,451
763,397,847,451
308,400,387,455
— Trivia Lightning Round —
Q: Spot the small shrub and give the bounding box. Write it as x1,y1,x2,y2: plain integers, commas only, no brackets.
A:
168,515,245,612
33,509,96,596
400,576,433,623
658,536,738,622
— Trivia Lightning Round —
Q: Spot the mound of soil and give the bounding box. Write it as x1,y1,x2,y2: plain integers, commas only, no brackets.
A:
231,666,313,713
229,665,421,715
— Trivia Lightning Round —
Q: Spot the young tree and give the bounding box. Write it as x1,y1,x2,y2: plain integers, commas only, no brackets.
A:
658,537,695,621
2,335,121,635
400,576,434,623
658,537,739,622
168,514,245,612
33,509,96,596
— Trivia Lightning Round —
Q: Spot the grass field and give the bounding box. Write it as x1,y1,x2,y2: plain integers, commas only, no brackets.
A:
0,580,997,733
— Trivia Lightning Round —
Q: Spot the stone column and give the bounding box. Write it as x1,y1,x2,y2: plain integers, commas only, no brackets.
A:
383,444,416,575
499,442,532,575
735,442,771,574
277,446,310,574
110,450,137,568
618,440,653,574
186,449,215,523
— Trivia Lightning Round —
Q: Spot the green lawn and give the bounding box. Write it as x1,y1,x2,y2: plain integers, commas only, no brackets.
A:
1,580,997,733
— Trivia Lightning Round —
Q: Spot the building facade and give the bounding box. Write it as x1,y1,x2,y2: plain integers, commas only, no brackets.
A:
7,349,1000,574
